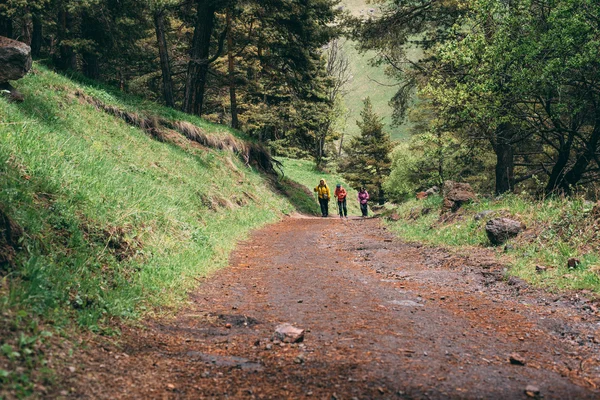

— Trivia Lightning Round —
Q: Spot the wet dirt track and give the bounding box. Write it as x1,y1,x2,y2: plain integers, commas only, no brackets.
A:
68,216,600,399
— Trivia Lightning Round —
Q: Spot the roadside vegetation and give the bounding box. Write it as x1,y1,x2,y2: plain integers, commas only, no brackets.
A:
0,65,298,396
385,194,600,293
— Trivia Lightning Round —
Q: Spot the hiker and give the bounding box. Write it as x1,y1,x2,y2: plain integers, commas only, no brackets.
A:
314,178,330,217
358,187,369,217
334,184,348,219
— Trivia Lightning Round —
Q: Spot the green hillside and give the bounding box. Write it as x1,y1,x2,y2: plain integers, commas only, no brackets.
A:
339,0,413,141
0,65,320,396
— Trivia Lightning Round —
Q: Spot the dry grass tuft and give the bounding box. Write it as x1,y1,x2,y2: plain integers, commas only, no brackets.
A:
75,90,279,174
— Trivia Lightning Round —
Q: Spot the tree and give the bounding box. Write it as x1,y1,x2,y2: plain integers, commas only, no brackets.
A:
422,0,600,195
182,0,229,116
150,0,178,107
340,98,394,204
316,38,351,166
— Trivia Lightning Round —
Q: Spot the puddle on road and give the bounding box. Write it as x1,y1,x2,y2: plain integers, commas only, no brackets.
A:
186,351,264,371
389,300,424,307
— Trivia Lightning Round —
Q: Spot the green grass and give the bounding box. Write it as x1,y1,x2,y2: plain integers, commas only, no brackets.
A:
386,194,600,293
0,64,296,396
279,157,362,216
337,1,421,141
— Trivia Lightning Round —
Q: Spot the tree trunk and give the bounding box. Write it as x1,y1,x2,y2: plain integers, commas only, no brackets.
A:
544,131,574,195
183,0,217,115
558,122,600,194
154,9,175,108
378,186,385,205
56,9,77,70
0,13,13,38
31,13,43,58
20,10,32,45
494,123,515,195
226,9,239,129
82,52,100,79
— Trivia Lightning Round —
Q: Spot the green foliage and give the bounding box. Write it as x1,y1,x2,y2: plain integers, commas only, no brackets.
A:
383,142,419,202
420,0,600,195
387,193,600,292
339,98,394,204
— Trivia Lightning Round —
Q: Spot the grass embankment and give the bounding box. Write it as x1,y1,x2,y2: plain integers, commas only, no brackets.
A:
279,157,362,217
386,195,600,293
0,65,300,396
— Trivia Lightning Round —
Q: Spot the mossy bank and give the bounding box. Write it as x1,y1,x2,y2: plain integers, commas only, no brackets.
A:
0,65,298,396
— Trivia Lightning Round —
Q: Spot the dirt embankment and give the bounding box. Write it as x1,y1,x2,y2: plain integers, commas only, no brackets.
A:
63,216,600,399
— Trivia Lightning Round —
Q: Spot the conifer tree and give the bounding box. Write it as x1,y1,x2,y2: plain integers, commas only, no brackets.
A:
340,98,394,205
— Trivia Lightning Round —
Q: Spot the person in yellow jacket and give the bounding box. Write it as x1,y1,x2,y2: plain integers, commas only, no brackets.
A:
314,178,330,217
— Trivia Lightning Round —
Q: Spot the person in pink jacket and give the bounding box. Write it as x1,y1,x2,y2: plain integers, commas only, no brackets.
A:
358,187,369,217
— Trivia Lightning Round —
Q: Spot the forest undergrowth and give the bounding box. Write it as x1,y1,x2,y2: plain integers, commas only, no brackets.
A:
386,194,600,294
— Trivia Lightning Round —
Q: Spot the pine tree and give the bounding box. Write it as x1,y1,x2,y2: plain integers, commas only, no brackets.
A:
340,98,394,205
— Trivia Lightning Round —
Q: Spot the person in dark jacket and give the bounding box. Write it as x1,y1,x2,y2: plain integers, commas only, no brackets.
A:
358,187,369,217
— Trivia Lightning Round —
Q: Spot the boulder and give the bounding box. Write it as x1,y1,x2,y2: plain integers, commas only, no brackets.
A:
0,36,32,82
274,323,304,343
442,181,476,212
525,385,541,398
509,353,526,365
485,218,526,245
0,36,31,102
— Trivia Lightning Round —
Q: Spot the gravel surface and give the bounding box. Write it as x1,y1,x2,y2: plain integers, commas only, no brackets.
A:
65,216,600,399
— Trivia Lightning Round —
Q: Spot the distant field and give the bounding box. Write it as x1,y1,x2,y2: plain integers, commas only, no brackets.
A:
337,0,413,141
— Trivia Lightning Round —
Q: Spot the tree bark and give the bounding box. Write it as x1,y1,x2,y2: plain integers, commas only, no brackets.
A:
20,10,32,45
31,13,43,58
544,131,574,195
0,13,13,38
494,123,515,195
378,186,385,205
154,9,175,108
56,9,77,71
558,122,600,194
183,0,217,115
226,8,239,129
82,52,100,79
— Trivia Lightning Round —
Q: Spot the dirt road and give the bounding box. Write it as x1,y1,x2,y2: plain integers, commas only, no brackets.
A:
68,216,600,399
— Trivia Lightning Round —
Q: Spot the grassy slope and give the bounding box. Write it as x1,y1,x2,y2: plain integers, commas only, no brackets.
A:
386,195,600,293
339,0,417,141
0,65,300,396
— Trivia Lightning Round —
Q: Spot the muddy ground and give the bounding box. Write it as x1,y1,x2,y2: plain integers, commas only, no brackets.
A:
63,216,600,399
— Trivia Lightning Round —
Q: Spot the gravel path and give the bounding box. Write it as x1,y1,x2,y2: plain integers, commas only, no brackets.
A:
67,216,600,399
